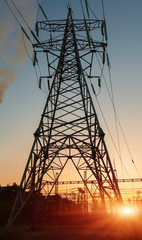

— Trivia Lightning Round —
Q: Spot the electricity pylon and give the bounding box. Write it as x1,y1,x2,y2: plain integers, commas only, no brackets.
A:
8,7,122,226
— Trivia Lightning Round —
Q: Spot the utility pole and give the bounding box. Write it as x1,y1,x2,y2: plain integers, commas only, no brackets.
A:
8,7,122,226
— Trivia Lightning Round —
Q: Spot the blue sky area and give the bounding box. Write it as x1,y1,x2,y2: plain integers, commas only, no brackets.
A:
0,0,142,186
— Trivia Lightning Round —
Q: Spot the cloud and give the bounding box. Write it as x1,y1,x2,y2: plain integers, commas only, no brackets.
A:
0,0,37,103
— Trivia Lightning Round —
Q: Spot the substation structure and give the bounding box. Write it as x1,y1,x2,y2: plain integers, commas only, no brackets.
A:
8,8,123,225
45,178,142,213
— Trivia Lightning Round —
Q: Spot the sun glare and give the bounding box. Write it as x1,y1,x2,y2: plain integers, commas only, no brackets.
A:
123,207,133,214
118,206,137,216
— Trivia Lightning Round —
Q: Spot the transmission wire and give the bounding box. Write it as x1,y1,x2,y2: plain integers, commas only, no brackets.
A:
91,81,131,178
108,69,142,179
96,50,141,179
8,0,141,180
6,0,47,94
11,0,32,31
99,0,124,179
81,0,127,179
106,60,141,179
94,52,125,179
94,0,127,181
87,1,98,19
9,0,42,44
5,0,20,26
21,20,47,94
101,0,141,180
4,0,31,44
107,63,125,182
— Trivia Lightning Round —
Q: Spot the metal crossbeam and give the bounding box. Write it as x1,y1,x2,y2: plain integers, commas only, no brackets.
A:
45,178,142,185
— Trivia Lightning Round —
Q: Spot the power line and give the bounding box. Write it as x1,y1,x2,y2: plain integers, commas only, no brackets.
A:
107,59,124,183
101,0,141,179
4,0,33,44
5,0,48,94
102,55,141,179
94,93,131,179
87,1,98,19
10,0,30,30
94,52,126,179
105,61,141,178
8,0,41,45
5,0,21,28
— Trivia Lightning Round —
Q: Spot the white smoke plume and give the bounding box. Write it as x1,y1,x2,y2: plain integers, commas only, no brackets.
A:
0,68,18,103
0,0,37,103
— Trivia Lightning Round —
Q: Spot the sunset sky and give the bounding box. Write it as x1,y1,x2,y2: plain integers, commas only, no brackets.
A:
0,0,142,191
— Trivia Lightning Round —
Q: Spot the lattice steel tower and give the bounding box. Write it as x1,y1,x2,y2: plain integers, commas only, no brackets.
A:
8,7,122,225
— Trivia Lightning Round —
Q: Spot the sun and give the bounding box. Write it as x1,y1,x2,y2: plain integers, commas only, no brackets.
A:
118,206,136,216
123,207,133,215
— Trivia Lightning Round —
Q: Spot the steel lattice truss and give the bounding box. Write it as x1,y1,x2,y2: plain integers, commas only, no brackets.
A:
8,8,122,226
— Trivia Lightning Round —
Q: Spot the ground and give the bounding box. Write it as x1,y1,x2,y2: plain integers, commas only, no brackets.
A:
1,213,142,240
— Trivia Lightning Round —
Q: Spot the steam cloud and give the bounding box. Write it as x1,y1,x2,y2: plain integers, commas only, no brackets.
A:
0,0,37,103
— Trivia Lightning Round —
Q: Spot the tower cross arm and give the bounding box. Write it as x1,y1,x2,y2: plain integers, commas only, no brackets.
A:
33,40,107,52
36,19,103,33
